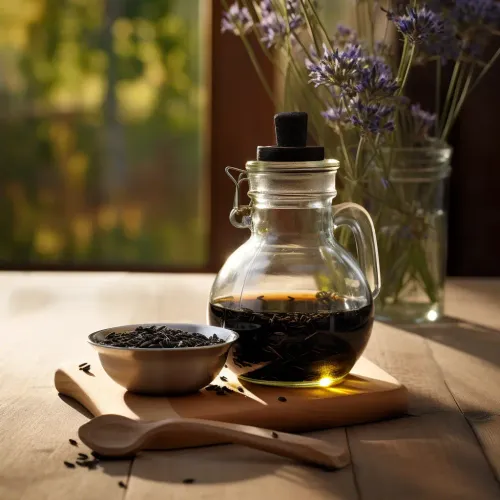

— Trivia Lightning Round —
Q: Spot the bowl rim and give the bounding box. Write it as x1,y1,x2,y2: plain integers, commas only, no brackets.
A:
87,322,239,352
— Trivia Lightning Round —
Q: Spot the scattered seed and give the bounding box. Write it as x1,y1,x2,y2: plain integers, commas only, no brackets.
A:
118,481,127,489
91,451,101,459
220,375,228,382
272,432,279,439
69,439,78,446
224,364,228,368
278,396,287,402
64,461,75,469
82,365,91,373
287,296,295,301
78,362,88,368
183,478,195,484
78,453,88,460
237,386,244,393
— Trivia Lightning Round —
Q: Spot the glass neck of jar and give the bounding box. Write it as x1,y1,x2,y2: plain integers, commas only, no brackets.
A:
244,160,339,238
251,203,334,238
246,159,339,210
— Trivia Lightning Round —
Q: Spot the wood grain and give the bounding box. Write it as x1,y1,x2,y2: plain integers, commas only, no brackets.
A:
0,273,499,500
347,412,500,500
364,322,458,415
125,428,358,500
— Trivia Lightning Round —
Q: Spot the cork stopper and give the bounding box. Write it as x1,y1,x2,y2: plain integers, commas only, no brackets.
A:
257,112,324,162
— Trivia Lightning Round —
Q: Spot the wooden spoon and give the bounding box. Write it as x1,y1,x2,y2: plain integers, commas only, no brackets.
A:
79,414,350,470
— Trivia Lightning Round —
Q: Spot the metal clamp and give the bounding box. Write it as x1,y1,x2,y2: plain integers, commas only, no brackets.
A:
225,166,252,229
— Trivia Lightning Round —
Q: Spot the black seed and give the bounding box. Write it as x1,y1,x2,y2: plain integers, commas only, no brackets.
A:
69,439,78,446
278,396,287,402
220,376,228,382
78,363,88,368
118,481,127,489
183,478,195,484
78,453,88,460
237,386,244,393
64,461,75,468
91,451,101,459
82,365,91,372
272,432,279,439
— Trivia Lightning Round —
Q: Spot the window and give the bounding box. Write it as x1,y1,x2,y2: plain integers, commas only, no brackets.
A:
0,0,210,269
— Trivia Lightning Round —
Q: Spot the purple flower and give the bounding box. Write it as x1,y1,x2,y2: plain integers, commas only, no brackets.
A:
354,60,400,97
221,2,253,35
451,0,500,28
307,44,366,92
307,44,398,99
385,6,443,44
259,0,304,48
410,104,437,139
332,24,359,46
411,104,437,128
322,105,350,128
385,6,460,62
351,100,395,135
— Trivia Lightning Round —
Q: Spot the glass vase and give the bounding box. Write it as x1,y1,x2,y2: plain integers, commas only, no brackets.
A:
366,143,452,324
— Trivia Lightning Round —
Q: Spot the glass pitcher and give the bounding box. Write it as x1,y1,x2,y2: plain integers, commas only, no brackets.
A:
208,113,381,388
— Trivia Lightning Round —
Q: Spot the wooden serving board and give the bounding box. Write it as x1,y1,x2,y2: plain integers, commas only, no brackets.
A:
55,357,407,449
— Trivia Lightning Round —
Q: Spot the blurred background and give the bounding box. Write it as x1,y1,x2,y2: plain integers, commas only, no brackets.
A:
0,0,498,275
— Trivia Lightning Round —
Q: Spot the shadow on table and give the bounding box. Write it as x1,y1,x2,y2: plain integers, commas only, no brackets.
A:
122,429,354,495
57,392,356,491
396,316,500,368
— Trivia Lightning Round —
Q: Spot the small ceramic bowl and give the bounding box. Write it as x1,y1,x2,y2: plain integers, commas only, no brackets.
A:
88,323,238,396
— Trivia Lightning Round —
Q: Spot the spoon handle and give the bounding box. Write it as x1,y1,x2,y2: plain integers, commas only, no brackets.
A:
146,418,350,469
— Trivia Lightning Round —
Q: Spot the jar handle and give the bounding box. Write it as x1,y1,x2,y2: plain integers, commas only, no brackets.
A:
332,202,381,299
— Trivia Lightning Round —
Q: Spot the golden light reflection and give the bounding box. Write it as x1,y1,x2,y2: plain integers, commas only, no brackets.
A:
319,377,334,387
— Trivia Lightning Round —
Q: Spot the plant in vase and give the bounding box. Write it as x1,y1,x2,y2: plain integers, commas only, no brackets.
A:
221,0,500,323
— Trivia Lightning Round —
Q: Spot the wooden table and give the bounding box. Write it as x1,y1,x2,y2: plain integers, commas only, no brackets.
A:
1,272,499,500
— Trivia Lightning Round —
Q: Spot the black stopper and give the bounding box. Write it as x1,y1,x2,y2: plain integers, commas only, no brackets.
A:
257,112,324,162
275,112,307,147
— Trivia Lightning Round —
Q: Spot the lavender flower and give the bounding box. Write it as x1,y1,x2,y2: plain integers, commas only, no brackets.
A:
221,2,253,35
451,0,500,56
259,0,304,48
351,100,395,135
385,6,460,62
332,24,359,46
411,104,437,129
451,0,500,29
410,104,437,140
322,105,350,128
307,44,398,99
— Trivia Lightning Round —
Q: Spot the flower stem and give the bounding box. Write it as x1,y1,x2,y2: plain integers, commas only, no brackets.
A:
435,59,441,136
439,60,461,135
442,64,474,141
468,46,500,95
300,0,321,56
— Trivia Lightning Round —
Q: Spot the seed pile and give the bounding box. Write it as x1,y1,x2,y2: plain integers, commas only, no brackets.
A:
96,325,225,349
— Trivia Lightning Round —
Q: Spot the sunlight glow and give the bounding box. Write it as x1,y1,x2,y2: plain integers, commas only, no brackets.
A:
319,377,334,387
426,310,439,322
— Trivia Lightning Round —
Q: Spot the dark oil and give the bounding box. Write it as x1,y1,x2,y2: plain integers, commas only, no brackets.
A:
208,293,374,387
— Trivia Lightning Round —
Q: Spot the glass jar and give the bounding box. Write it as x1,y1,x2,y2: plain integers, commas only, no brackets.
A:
208,159,381,387
366,144,452,324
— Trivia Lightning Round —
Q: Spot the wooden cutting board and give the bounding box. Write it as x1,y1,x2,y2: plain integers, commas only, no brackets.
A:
55,357,407,449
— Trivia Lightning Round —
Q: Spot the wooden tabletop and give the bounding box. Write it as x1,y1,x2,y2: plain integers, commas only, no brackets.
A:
1,272,499,500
